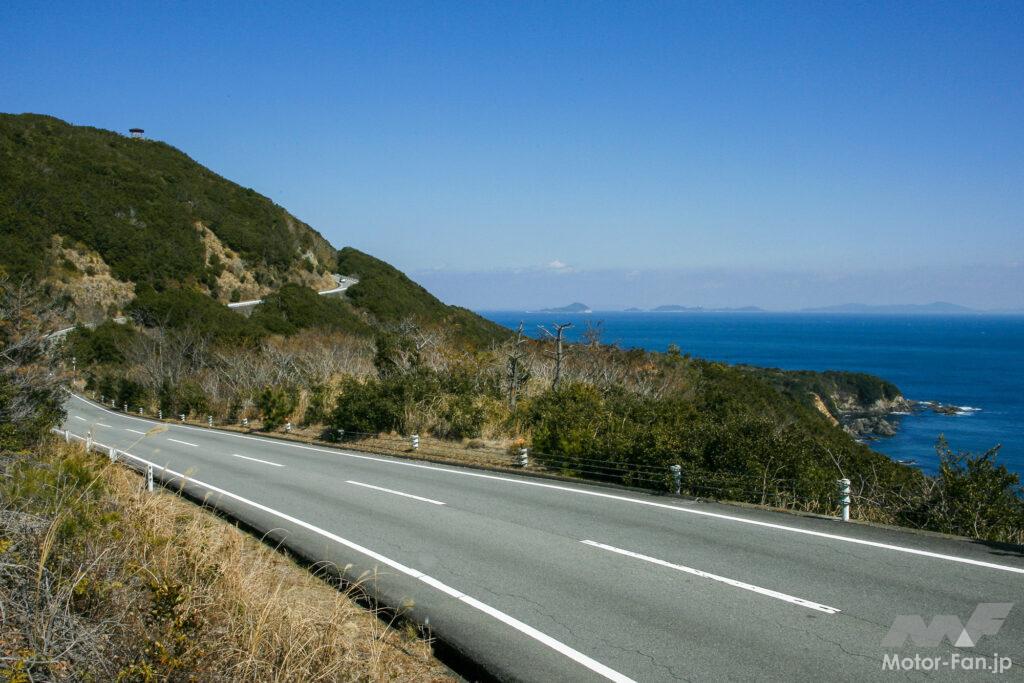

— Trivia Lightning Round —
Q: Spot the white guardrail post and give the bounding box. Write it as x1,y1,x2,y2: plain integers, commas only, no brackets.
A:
838,478,851,522
108,446,117,463
285,421,291,433
517,447,529,467
670,464,682,495
64,429,70,443
242,417,249,428
411,434,420,451
180,413,185,422
208,415,213,427
146,465,154,492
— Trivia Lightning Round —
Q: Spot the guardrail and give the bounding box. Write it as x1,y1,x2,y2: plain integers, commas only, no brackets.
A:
54,428,156,492
227,274,358,309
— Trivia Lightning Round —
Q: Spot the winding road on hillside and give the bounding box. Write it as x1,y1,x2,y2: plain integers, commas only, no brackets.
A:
61,394,1023,681
46,274,359,340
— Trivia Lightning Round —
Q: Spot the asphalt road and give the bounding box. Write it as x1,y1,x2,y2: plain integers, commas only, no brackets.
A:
61,394,1024,681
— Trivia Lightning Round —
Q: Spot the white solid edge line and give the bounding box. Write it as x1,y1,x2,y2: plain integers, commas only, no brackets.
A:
67,394,1024,575
125,428,146,435
231,453,283,467
168,438,198,447
61,429,634,683
581,540,840,614
346,480,446,505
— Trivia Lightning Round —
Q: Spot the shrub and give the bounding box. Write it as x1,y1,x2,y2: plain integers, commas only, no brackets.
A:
899,438,1024,543
159,380,209,418
249,283,368,336
303,384,333,425
529,383,607,459
372,331,420,379
331,377,403,434
65,321,138,366
89,374,149,409
257,385,297,430
434,394,484,439
127,286,263,345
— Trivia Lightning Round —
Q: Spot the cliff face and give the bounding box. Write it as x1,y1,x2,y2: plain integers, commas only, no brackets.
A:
814,391,912,439
744,367,910,440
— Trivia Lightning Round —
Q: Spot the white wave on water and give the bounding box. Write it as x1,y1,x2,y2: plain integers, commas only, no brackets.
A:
890,411,912,416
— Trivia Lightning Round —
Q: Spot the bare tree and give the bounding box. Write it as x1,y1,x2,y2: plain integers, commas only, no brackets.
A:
0,276,66,447
505,322,529,409
538,322,573,390
397,318,440,352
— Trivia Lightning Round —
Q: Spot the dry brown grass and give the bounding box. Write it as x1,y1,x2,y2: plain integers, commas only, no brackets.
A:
0,440,454,682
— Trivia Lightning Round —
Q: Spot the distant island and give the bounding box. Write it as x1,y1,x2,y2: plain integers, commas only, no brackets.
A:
800,302,979,315
540,302,592,313
652,304,704,312
649,305,765,313
521,301,1016,315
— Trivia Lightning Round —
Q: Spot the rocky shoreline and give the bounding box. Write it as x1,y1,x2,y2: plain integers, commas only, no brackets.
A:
838,398,980,441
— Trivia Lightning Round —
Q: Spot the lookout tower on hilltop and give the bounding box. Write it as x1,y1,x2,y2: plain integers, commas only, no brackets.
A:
128,128,144,139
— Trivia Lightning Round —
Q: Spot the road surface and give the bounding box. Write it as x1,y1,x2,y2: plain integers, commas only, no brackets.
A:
226,274,358,311
60,394,1023,681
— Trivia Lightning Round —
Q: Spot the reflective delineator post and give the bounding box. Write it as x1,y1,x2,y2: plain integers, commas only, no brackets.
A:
86,435,93,451
158,409,163,420
180,413,185,422
208,415,213,427
670,464,682,495
285,421,291,433
517,447,529,467
108,446,117,463
123,402,128,413
411,434,420,451
138,407,143,415
146,465,154,492
337,428,345,441
838,478,851,522
242,417,249,428
64,429,70,443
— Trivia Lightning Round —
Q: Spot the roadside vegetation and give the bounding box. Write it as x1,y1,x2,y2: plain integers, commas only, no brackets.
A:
67,308,1024,545
0,277,451,682
0,441,452,682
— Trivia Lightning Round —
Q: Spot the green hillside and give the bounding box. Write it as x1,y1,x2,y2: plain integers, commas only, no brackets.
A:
0,113,508,345
0,113,335,287
337,247,508,346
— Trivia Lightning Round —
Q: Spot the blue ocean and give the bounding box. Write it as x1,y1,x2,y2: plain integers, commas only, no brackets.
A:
479,311,1024,477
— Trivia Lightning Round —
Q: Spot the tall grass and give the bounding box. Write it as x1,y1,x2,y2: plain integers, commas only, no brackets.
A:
0,440,452,682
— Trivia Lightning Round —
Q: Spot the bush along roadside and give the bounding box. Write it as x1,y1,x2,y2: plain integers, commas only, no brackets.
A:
0,438,453,682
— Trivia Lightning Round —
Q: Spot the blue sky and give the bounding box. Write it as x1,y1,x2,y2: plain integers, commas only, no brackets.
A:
2,1,1022,309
